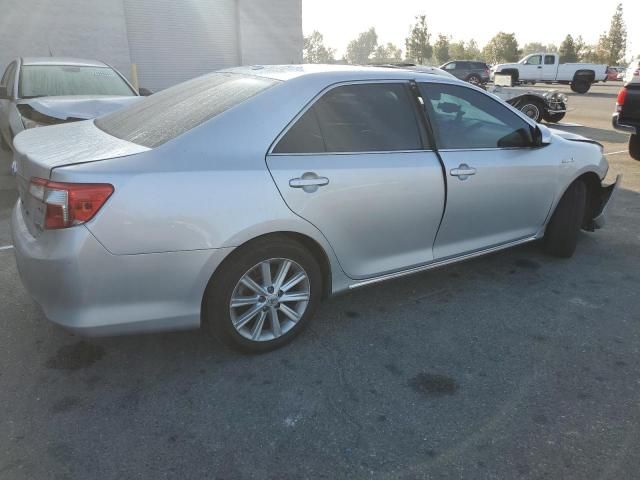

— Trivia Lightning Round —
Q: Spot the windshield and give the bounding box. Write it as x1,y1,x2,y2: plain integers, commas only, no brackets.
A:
19,65,136,98
95,72,278,148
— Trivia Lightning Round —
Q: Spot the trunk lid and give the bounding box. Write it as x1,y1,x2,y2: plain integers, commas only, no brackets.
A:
18,95,143,121
14,120,148,235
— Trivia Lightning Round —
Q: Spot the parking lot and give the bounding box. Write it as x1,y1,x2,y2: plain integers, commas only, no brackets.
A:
1,82,639,479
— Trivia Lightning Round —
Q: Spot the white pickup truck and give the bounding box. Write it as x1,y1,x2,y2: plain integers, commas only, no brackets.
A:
492,53,608,94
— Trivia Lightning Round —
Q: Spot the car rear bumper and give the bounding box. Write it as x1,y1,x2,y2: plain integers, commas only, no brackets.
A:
12,200,233,336
612,113,638,134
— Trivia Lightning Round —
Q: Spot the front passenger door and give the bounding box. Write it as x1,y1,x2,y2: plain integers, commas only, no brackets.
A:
419,82,558,259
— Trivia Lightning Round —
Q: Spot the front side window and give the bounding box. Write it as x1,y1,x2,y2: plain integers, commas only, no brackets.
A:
18,65,135,98
443,62,457,71
274,83,424,154
420,83,535,149
526,55,542,65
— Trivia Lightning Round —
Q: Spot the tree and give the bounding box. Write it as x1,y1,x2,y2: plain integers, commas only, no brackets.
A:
559,35,579,63
344,27,378,64
372,42,402,63
482,32,520,64
465,39,481,60
604,3,627,65
522,42,547,55
303,31,335,64
405,15,432,64
433,34,450,64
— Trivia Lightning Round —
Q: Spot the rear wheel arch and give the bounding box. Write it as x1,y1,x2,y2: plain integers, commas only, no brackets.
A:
201,231,332,321
573,69,596,83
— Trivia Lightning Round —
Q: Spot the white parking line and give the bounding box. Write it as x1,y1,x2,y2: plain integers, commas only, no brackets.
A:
604,150,629,156
0,245,14,251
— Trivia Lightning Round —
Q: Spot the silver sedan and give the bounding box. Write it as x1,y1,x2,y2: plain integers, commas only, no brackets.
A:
11,65,620,352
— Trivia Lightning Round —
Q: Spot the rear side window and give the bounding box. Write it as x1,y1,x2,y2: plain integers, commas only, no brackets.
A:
274,83,424,154
544,55,556,65
96,72,278,148
420,83,534,149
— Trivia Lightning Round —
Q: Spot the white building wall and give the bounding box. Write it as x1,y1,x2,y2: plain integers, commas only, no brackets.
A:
238,0,303,65
124,0,240,91
0,0,132,80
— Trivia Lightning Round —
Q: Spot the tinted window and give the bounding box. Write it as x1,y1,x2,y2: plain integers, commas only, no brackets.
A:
274,83,424,154
19,65,135,98
96,72,278,148
526,55,542,65
419,83,534,149
274,108,325,154
544,55,556,65
472,62,487,69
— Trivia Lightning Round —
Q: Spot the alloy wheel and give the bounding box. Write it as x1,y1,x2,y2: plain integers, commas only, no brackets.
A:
229,258,311,342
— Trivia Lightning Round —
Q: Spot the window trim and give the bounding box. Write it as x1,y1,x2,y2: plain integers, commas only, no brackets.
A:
268,79,434,157
418,80,540,152
2,61,18,99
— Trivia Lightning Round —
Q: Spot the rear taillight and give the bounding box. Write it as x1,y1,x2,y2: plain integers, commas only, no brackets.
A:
616,88,627,113
29,178,114,229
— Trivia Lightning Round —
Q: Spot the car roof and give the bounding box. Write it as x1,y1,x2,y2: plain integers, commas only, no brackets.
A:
20,57,110,68
222,64,463,84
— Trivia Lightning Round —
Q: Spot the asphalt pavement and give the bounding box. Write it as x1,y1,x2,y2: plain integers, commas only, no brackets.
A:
1,83,639,480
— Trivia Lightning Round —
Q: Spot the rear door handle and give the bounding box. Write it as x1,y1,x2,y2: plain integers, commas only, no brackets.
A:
289,173,329,193
450,164,477,180
289,177,329,188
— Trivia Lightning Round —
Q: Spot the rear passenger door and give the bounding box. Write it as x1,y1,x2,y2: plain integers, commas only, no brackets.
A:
542,55,557,81
266,81,445,279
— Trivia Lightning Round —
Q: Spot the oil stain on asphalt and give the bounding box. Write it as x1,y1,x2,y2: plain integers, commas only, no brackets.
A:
45,341,105,371
408,373,459,397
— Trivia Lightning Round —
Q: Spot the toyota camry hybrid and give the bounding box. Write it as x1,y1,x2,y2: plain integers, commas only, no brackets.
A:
11,65,620,352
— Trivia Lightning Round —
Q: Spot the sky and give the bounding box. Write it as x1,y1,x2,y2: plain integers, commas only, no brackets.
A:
302,0,639,62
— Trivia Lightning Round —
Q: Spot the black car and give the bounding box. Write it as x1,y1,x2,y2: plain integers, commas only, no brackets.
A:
612,79,640,160
440,60,490,86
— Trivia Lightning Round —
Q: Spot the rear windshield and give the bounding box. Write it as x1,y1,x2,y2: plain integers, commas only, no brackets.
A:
95,72,278,148
19,65,135,98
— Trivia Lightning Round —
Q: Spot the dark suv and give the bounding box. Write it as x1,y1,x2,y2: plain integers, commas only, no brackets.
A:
440,61,490,86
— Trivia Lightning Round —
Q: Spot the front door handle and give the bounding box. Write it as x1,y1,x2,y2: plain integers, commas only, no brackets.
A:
289,173,329,193
450,164,477,180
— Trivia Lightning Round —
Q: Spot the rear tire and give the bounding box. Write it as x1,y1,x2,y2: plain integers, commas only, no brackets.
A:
466,74,482,86
203,236,322,353
570,81,591,94
629,134,640,161
543,181,587,258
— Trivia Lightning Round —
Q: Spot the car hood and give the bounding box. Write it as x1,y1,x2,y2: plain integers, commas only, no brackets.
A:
549,128,603,149
17,95,142,120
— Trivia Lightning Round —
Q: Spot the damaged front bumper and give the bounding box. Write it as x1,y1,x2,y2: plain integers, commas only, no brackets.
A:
588,174,622,230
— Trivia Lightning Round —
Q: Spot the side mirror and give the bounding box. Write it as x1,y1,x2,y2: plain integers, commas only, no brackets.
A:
534,124,553,146
438,102,461,114
0,86,8,100
138,87,153,96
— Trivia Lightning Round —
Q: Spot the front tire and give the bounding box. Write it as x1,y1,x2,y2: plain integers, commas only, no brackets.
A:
543,181,587,258
518,99,544,123
203,236,322,353
629,134,640,161
543,107,566,123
